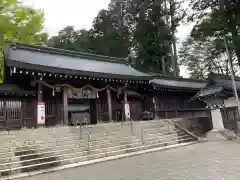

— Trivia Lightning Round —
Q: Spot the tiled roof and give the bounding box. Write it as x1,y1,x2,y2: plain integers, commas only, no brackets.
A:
194,86,223,98
4,43,152,80
150,77,206,90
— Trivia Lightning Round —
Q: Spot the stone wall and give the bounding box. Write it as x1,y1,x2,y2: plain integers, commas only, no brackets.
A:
173,117,212,137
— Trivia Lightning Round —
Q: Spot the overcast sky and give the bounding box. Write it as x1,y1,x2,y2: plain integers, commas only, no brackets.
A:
22,0,192,77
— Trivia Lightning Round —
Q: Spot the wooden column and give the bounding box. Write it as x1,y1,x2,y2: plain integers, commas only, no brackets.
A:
36,82,43,128
37,83,43,102
62,87,68,125
106,88,113,122
96,98,100,124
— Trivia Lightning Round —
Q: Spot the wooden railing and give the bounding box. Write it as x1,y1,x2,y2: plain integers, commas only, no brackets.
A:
155,108,211,119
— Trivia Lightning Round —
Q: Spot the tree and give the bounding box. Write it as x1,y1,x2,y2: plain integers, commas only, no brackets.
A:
178,0,240,79
0,0,46,81
164,0,186,76
0,0,45,45
48,6,131,58
131,0,172,74
187,0,240,66
48,0,179,75
88,7,131,58
179,36,237,79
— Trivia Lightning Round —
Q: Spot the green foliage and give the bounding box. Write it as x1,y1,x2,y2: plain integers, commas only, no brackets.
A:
179,0,240,79
48,0,185,75
179,36,234,79
0,0,45,45
132,0,173,73
0,0,46,82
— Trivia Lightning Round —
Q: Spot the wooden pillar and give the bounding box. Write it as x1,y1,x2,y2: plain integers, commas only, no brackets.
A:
37,83,43,102
62,87,68,125
96,98,100,124
36,82,43,128
106,88,113,122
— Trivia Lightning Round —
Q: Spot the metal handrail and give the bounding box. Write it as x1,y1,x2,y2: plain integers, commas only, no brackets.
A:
87,133,92,149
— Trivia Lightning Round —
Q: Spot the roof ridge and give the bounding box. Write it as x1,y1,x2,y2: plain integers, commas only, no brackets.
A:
153,75,207,83
11,42,127,64
209,72,240,81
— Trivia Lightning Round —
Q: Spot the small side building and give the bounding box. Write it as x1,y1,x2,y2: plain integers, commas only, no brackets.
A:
192,73,240,135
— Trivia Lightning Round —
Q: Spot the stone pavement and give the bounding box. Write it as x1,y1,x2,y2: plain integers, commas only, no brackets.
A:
22,140,240,180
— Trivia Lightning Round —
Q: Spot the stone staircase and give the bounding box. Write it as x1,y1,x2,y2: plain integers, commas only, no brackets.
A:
0,119,198,178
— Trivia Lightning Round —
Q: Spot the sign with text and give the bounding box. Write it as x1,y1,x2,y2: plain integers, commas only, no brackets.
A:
68,88,98,99
37,102,45,125
124,101,131,120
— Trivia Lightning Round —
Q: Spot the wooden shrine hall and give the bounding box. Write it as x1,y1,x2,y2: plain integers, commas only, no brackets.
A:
0,42,210,130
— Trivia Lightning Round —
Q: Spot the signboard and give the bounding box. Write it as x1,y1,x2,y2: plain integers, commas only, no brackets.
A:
68,88,98,99
37,102,45,125
124,101,131,120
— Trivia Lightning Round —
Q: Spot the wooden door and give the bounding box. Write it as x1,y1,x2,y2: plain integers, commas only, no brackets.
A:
0,99,23,130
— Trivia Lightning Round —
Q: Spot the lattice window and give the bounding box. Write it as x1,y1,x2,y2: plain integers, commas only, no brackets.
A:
5,101,22,120
45,100,55,116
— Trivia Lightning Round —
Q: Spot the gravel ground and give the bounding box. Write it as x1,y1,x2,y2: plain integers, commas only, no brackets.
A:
22,140,240,180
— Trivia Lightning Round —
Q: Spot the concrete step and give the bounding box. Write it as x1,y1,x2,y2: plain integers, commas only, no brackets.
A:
0,135,141,154
0,120,169,137
0,127,125,142
0,133,194,169
0,124,174,145
0,132,192,165
0,136,140,164
145,131,188,140
0,136,196,176
0,129,132,148
0,127,186,154
0,128,183,154
0,134,140,155
0,140,143,170
136,129,182,139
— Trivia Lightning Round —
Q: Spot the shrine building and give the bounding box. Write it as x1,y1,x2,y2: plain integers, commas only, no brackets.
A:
1,42,234,133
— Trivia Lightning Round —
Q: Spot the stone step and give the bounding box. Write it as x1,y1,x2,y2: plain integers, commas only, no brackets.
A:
0,127,124,141
0,137,140,164
0,133,141,153
0,126,178,148
0,141,143,170
135,129,183,139
0,136,196,176
0,120,169,137
0,131,190,167
0,128,182,153
146,131,187,139
1,122,173,142
0,132,190,165
0,129,130,147
0,133,193,170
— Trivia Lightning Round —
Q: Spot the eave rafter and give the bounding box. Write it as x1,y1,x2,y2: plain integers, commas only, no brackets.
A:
9,67,150,84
